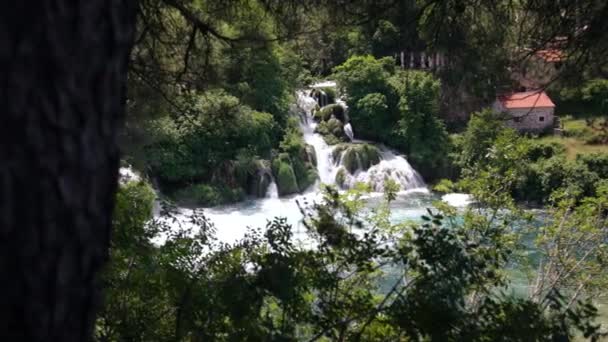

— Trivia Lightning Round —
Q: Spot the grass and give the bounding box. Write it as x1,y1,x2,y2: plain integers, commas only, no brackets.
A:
538,136,608,159
537,117,608,159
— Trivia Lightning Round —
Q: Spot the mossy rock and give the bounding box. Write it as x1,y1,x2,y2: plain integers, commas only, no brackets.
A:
299,167,318,192
315,118,348,145
249,171,272,198
319,87,337,103
272,154,300,196
304,144,317,167
335,168,347,188
310,88,335,107
274,161,299,195
246,159,273,197
313,104,345,122
333,143,381,174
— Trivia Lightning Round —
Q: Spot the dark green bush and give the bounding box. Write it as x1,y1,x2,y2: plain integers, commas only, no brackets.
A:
173,183,246,207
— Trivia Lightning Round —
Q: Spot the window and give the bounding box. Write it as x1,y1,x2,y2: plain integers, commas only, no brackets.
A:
539,116,545,122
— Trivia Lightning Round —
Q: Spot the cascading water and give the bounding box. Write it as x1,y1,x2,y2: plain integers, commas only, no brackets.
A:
265,181,279,199
344,123,354,141
296,82,425,193
151,81,466,245
333,147,425,192
296,89,340,184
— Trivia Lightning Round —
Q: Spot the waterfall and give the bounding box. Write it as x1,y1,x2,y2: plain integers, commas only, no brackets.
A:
334,148,425,192
265,181,279,199
344,123,354,141
296,82,425,193
296,90,340,185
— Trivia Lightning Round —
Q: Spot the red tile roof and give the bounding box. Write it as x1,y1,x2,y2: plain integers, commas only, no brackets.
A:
535,49,565,63
498,91,555,109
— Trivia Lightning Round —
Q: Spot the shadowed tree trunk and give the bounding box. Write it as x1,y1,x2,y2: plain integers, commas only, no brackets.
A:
0,1,137,340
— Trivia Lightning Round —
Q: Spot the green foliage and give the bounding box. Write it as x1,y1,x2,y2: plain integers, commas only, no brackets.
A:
143,91,277,203
334,55,396,140
456,110,608,204
313,103,344,122
459,108,508,168
389,70,449,179
371,20,399,57
433,179,456,194
581,79,608,115
173,183,246,207
526,140,566,162
577,153,608,175
335,56,449,180
99,183,605,341
275,120,318,194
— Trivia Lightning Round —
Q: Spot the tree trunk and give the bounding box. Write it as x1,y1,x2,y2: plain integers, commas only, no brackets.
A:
0,1,136,340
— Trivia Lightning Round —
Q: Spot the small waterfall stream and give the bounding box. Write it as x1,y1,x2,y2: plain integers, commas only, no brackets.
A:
265,181,279,199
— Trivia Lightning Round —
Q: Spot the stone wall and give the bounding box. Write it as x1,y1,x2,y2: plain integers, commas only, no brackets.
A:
493,101,555,133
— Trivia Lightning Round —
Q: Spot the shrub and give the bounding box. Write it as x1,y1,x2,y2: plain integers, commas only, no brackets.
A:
577,153,608,176
525,140,566,161
174,183,245,207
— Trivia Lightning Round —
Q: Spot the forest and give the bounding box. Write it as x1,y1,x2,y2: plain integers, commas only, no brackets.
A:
1,0,608,341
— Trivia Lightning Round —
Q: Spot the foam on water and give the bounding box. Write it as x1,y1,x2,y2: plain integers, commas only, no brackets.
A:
441,193,473,207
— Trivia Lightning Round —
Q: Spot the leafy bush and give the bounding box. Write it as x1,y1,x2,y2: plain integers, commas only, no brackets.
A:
334,56,449,180
173,183,246,207
144,91,275,192
525,140,566,161
577,153,608,176
459,109,507,168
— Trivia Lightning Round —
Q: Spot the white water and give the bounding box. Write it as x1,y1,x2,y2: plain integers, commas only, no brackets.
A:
441,193,473,207
335,147,426,192
344,123,354,141
149,82,470,245
119,165,140,184
265,181,279,199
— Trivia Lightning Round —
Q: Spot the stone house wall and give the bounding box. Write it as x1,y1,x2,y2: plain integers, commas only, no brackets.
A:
493,101,555,133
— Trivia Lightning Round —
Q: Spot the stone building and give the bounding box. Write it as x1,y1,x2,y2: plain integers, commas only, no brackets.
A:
493,91,556,133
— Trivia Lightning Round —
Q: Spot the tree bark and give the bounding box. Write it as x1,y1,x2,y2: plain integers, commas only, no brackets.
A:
0,1,136,340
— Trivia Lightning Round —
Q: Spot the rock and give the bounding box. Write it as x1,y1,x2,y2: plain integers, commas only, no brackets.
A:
303,144,317,167
310,88,335,107
273,159,299,196
314,117,349,145
313,104,345,122
335,167,347,188
299,167,318,192
333,143,381,174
